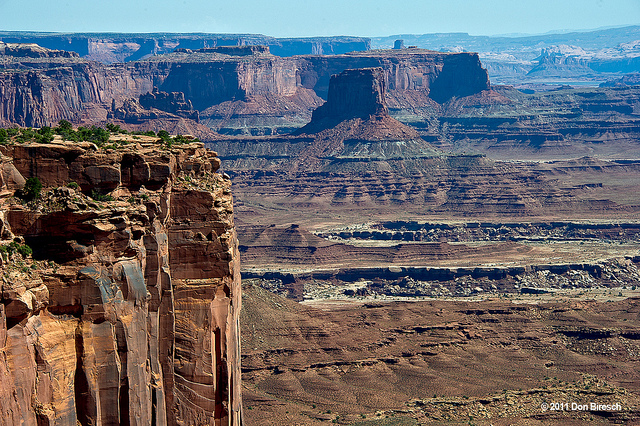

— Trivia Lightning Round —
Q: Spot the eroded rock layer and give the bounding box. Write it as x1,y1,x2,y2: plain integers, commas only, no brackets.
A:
212,68,640,220
0,32,371,63
0,137,242,425
0,46,489,136
241,284,640,425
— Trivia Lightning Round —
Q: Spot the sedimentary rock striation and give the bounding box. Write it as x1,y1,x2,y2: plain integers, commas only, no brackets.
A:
307,67,388,125
0,44,490,136
211,66,640,220
241,284,640,425
0,32,372,63
0,136,242,424
0,42,79,59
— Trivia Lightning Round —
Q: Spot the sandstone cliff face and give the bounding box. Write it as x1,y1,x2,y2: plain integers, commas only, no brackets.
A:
211,65,639,220
0,42,79,59
0,60,162,127
0,47,490,136
309,67,388,124
0,137,242,425
0,32,371,63
297,50,490,102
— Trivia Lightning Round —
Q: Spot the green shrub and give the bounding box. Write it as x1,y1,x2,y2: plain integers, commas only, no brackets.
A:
106,123,128,134
0,128,7,145
1,242,32,259
173,134,188,144
19,177,42,201
77,126,110,145
36,126,54,143
90,190,114,202
54,120,78,141
67,181,79,189
16,128,37,143
57,120,73,132
16,243,32,258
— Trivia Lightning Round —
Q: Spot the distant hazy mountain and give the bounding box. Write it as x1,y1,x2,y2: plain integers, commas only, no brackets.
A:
373,26,640,86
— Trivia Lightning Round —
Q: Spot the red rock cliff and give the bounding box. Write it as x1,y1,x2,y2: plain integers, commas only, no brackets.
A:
0,47,489,135
309,67,388,123
0,136,243,424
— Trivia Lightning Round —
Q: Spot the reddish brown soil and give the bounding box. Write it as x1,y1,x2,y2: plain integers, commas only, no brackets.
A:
241,284,640,425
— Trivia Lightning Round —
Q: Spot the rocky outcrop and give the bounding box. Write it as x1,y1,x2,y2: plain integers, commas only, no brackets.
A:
0,45,490,135
110,89,200,124
308,68,388,125
527,45,593,77
0,42,79,58
139,88,199,121
600,72,640,87
297,49,490,102
0,136,242,424
0,32,371,63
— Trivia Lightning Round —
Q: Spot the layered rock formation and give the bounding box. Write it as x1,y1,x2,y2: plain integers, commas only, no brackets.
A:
307,67,388,125
139,88,199,121
0,44,490,136
0,42,79,58
413,85,640,161
109,88,200,126
210,66,640,225
0,32,371,63
372,25,640,84
0,135,242,424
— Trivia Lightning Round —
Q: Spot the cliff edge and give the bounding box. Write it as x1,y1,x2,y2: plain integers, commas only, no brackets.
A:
0,133,242,424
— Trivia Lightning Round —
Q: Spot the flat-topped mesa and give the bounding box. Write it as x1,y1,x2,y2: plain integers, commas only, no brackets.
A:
311,67,388,124
0,136,243,425
138,88,200,122
0,42,79,58
297,67,428,144
282,67,443,173
195,45,271,56
0,46,491,135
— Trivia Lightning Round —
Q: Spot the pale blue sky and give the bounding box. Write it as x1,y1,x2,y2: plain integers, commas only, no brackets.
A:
1,0,639,37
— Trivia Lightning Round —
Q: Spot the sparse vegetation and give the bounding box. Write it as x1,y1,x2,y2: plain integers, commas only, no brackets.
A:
132,130,156,137
90,190,114,202
18,177,42,201
106,123,128,134
0,241,33,259
0,123,196,151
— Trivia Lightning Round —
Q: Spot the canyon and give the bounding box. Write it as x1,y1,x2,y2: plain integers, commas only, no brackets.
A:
4,26,640,85
0,32,371,63
373,25,640,86
0,42,488,136
211,55,640,425
2,29,640,425
0,133,242,425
